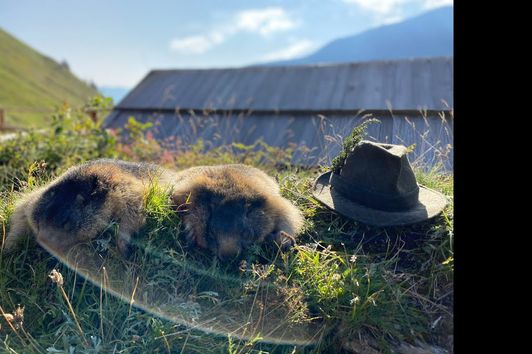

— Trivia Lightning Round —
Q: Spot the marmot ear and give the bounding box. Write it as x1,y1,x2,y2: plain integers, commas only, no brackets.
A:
90,174,111,194
170,176,214,213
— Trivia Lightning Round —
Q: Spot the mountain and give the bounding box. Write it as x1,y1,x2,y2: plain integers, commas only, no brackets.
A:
267,6,452,66
0,28,99,127
99,86,130,104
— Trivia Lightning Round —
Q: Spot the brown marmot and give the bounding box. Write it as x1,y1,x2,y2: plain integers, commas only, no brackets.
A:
170,165,304,261
3,160,304,261
3,159,172,256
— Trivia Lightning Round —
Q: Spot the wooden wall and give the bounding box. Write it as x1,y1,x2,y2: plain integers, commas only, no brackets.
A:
105,110,453,171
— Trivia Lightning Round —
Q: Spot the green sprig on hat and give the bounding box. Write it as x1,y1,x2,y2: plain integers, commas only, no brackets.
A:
331,118,380,174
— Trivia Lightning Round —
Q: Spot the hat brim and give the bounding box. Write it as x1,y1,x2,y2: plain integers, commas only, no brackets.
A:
311,171,448,227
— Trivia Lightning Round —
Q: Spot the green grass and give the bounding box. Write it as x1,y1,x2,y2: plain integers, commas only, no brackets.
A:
0,102,453,353
0,28,99,128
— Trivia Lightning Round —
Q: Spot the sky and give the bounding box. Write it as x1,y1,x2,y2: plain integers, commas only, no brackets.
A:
0,0,452,88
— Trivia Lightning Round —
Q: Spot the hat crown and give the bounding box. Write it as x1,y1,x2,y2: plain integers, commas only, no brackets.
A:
341,141,417,194
332,141,419,211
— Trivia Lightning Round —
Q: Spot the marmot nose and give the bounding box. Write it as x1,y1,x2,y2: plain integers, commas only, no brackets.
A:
218,251,238,262
216,236,241,261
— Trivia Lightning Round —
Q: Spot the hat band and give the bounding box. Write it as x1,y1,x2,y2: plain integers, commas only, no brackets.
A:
329,173,419,212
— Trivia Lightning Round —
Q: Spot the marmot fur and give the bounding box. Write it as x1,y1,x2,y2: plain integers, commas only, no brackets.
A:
170,164,304,261
3,159,304,261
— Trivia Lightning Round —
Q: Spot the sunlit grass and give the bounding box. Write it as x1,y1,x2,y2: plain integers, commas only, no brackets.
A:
0,101,453,353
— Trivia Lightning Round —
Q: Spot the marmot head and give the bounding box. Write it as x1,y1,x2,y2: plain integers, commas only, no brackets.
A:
31,172,110,251
172,171,278,261
30,164,142,253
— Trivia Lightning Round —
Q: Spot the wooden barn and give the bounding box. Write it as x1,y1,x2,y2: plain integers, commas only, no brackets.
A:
104,57,453,170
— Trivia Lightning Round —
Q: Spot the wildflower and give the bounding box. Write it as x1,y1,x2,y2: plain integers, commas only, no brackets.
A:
49,269,89,347
239,260,248,273
349,254,357,263
350,296,360,305
2,305,24,329
13,305,24,328
3,313,14,324
331,273,341,281
160,150,175,164
48,269,64,286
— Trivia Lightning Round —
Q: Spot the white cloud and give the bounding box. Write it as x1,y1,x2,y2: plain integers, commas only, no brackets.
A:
235,7,298,36
423,0,453,9
262,40,315,61
380,15,404,25
209,31,226,45
342,0,452,27
169,7,298,55
342,0,410,14
169,35,215,54
343,0,452,14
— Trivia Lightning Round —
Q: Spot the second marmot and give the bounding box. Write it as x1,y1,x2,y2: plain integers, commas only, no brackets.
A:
171,164,304,261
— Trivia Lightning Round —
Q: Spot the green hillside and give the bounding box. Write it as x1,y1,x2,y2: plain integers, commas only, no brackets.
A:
0,27,99,128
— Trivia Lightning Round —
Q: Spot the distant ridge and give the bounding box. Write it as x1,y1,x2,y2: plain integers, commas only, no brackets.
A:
264,6,453,66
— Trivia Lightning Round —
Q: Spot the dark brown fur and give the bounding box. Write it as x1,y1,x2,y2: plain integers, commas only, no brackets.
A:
3,159,169,255
170,165,304,260
4,160,303,261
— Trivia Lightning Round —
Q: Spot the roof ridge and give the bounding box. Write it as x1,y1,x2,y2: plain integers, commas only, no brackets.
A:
147,56,453,74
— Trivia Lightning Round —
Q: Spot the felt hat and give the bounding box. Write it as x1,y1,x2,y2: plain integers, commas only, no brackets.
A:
312,141,448,226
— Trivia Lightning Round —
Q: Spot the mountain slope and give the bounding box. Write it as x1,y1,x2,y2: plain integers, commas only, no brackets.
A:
268,6,453,66
0,28,99,127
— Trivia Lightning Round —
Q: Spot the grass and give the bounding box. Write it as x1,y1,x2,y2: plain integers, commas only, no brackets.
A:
0,101,453,353
0,28,99,128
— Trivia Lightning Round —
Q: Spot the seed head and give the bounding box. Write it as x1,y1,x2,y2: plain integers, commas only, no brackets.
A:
49,269,64,286
13,305,24,327
3,313,14,323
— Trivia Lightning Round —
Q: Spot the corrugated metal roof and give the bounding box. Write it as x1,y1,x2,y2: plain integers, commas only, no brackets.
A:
117,57,453,112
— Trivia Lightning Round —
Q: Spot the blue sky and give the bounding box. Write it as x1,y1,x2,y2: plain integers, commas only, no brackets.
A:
0,0,452,88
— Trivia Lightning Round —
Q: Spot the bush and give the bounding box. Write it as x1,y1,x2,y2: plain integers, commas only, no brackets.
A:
0,98,117,190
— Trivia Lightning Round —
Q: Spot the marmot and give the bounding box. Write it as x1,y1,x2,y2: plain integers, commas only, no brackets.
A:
3,159,173,256
170,165,304,261
3,160,304,261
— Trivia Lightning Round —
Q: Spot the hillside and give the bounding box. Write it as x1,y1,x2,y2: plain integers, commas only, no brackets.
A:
0,27,99,127
266,6,453,66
